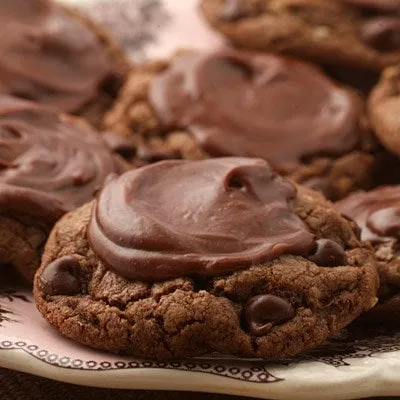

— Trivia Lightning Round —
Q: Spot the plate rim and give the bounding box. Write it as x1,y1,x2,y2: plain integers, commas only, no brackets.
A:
2,346,400,400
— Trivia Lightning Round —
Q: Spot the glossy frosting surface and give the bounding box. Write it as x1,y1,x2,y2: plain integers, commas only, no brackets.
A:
150,50,362,172
88,158,315,281
0,0,111,112
336,186,400,243
0,95,122,219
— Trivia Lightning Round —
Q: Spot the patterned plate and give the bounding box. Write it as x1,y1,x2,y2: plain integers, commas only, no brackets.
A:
1,1,400,398
1,277,400,399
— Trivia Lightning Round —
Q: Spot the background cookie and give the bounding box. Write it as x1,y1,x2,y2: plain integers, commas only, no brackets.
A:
34,158,378,360
336,185,400,326
200,0,400,72
0,0,130,127
368,65,400,156
103,49,393,201
0,95,125,281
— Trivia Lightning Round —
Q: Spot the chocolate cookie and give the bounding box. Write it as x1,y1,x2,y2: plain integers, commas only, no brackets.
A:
368,65,400,157
0,95,125,282
0,0,130,127
200,0,400,72
34,158,378,360
336,186,400,325
103,49,389,201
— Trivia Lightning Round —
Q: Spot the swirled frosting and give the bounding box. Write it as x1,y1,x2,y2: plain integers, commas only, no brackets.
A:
149,50,362,173
336,186,400,243
0,183,64,224
88,158,315,281
0,94,123,221
0,0,111,113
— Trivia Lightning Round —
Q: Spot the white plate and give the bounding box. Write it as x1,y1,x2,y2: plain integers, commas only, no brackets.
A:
58,0,226,62
1,1,400,398
1,284,400,400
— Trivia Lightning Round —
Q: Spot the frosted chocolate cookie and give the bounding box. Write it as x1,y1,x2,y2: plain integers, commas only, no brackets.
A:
200,0,400,72
0,95,125,281
368,65,400,157
34,157,378,360
0,0,129,127
104,49,386,200
337,186,400,325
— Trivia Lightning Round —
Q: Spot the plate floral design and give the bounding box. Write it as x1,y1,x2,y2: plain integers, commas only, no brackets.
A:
1,281,400,399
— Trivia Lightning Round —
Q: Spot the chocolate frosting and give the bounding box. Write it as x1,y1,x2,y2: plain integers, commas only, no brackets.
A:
149,50,362,173
336,186,400,243
88,158,315,281
0,0,51,24
0,95,122,220
0,183,64,224
0,0,111,113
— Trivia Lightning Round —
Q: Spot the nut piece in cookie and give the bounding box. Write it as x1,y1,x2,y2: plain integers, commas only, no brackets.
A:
104,49,384,200
34,158,378,360
0,94,125,282
336,186,400,325
0,0,130,127
200,0,400,71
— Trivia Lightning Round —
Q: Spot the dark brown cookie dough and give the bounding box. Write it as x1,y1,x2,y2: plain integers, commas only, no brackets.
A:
200,0,400,72
0,0,130,128
103,49,390,201
368,65,400,157
0,186,64,285
34,158,378,360
0,95,125,282
336,185,400,326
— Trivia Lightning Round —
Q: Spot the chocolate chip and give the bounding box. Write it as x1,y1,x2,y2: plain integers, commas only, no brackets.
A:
245,295,295,336
361,18,400,52
102,132,137,160
308,239,348,267
39,256,82,296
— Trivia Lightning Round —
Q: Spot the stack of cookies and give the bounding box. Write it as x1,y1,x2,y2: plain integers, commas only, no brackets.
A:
1,0,400,360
